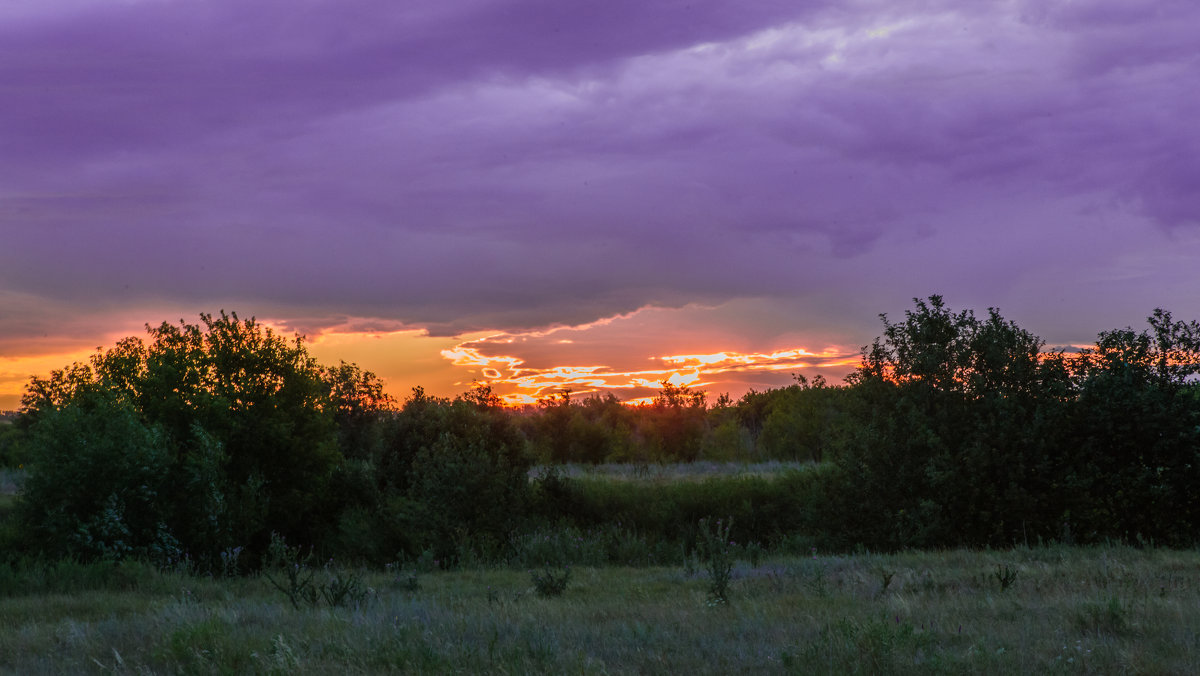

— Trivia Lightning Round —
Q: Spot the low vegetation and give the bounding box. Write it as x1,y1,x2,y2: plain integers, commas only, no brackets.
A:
3,544,1200,673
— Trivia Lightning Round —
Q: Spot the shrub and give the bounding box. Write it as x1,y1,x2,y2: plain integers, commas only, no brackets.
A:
319,566,369,608
697,516,735,605
389,389,532,564
18,391,177,564
530,565,572,597
263,533,318,610
19,311,377,565
0,422,27,468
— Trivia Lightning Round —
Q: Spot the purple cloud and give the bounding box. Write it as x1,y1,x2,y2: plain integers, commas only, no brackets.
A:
2,0,1199,357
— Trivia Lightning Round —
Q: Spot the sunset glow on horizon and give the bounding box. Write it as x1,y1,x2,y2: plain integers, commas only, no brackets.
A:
440,334,861,406
0,300,867,411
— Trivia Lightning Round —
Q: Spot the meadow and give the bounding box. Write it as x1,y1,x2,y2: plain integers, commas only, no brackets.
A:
2,544,1199,674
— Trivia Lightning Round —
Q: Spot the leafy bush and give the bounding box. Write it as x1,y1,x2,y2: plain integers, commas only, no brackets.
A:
820,296,1200,551
0,422,27,468
387,387,532,564
18,391,177,564
18,312,387,567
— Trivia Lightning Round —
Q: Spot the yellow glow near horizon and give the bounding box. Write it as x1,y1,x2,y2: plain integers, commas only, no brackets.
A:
0,347,101,410
0,305,866,411
7,325,1092,413
306,328,479,400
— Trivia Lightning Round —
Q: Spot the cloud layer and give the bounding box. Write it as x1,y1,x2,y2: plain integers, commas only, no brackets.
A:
3,0,1199,401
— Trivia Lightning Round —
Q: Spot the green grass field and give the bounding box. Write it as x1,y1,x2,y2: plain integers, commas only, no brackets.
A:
3,544,1199,674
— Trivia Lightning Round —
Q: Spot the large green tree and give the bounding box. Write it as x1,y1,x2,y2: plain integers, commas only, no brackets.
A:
829,296,1074,548
1065,310,1200,543
826,297,1200,550
19,312,380,565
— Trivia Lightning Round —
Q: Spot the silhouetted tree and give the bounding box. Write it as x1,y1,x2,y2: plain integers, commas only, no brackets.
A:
19,312,375,565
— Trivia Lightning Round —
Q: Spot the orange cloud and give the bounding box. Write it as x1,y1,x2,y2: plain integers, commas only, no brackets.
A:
305,304,864,405
439,331,860,406
660,347,859,372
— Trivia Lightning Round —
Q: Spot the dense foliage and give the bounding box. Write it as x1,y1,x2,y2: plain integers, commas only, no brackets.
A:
4,298,1199,567
0,415,24,467
10,313,533,569
821,297,1200,550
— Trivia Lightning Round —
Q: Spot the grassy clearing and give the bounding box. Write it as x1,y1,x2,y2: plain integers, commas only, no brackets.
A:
4,544,1200,674
530,460,816,483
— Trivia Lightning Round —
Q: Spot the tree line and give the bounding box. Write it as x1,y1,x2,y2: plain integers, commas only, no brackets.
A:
2,297,1199,568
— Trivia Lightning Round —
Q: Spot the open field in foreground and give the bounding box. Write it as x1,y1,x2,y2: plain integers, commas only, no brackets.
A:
3,545,1200,674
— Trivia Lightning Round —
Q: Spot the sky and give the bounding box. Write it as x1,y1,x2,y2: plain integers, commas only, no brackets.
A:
2,0,1199,409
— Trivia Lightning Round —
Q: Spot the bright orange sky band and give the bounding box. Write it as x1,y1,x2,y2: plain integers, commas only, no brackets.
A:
0,305,863,411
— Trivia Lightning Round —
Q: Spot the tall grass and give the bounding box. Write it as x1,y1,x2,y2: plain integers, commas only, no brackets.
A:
4,545,1200,674
528,466,831,552
530,460,818,483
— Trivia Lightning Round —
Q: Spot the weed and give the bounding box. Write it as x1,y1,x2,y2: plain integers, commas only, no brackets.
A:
386,563,420,592
994,563,1019,592
697,516,735,605
875,566,896,597
414,548,438,573
263,533,318,610
801,559,829,597
178,587,198,605
681,543,699,577
530,565,572,597
218,546,243,578
268,634,301,674
745,540,765,567
320,566,369,608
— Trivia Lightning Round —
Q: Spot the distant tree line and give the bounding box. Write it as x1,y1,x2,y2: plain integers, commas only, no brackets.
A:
518,375,851,466
2,297,1199,567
